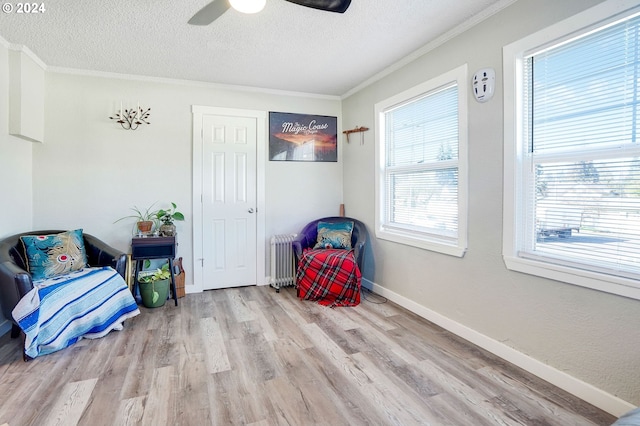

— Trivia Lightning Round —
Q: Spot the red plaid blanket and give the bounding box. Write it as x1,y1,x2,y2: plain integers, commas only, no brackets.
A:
296,248,361,307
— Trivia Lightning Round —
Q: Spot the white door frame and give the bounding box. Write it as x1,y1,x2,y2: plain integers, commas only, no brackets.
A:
191,105,266,293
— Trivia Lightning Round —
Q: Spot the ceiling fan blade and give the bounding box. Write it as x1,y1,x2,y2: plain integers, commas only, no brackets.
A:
284,0,351,13
188,0,231,25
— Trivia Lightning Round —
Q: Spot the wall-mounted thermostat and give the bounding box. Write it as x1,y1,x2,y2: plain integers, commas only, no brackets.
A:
472,68,495,103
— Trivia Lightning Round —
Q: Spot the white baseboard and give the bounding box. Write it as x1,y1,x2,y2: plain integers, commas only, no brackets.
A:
362,278,635,417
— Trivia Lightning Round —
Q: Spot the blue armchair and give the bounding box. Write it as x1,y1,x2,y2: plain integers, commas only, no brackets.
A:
292,216,367,271
291,216,367,307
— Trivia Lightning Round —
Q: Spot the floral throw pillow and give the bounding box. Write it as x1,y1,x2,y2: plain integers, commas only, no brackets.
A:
20,229,88,280
313,221,354,250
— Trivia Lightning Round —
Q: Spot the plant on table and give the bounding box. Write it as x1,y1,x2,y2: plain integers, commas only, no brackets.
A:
114,203,159,235
154,202,184,236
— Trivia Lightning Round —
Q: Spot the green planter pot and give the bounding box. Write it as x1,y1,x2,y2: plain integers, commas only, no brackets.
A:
139,278,170,308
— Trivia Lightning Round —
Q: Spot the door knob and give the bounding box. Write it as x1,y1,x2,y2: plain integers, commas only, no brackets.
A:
248,208,255,213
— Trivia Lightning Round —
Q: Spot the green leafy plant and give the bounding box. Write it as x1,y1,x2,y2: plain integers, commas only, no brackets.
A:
138,262,171,283
155,202,185,225
138,263,171,304
114,202,159,224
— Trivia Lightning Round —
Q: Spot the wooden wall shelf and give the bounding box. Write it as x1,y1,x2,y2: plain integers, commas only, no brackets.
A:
342,126,369,143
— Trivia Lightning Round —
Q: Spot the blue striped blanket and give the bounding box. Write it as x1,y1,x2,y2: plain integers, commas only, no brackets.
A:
12,266,140,358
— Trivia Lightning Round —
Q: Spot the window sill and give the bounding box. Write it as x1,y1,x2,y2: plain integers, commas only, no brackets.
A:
503,255,640,301
377,228,466,257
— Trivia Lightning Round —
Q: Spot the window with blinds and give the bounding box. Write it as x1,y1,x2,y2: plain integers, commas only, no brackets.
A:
504,1,640,298
375,65,467,256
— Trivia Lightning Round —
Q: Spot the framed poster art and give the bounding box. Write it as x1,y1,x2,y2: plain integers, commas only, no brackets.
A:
269,112,337,162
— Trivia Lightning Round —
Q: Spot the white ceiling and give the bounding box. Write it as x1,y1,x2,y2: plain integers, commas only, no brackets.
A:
0,0,514,97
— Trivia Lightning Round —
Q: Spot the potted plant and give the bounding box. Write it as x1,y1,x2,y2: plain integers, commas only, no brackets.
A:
114,203,159,235
155,202,185,236
138,262,171,308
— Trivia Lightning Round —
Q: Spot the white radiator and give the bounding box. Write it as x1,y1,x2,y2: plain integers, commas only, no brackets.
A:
269,234,296,292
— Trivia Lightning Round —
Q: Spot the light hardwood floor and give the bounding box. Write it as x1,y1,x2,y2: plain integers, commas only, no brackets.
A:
0,286,616,426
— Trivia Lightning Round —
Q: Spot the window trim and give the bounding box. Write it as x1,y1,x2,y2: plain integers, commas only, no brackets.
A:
503,0,640,300
375,64,468,257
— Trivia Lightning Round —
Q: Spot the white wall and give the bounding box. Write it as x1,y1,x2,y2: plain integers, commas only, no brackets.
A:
34,71,342,290
342,0,640,412
0,39,34,334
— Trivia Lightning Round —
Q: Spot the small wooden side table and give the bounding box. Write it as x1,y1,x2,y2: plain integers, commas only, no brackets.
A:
131,236,178,306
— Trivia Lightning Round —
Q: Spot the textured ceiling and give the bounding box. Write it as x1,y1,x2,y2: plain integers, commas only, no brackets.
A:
0,0,513,97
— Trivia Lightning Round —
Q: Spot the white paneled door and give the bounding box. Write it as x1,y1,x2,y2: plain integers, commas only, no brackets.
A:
201,113,258,290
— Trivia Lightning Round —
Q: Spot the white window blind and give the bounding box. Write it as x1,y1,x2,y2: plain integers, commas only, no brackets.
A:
376,65,467,256
383,85,459,241
521,11,640,280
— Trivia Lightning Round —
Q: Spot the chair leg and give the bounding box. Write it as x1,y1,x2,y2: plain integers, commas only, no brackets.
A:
11,325,32,362
10,323,20,339
19,333,32,362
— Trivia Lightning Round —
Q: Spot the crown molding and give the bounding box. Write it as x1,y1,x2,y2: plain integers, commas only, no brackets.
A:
46,66,341,101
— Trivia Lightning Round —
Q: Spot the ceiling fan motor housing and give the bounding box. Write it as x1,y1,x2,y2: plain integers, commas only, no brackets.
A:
284,0,351,13
189,0,351,26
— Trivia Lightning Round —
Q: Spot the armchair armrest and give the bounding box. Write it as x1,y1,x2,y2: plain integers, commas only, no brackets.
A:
0,261,34,324
353,240,365,270
83,234,127,279
292,234,307,270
